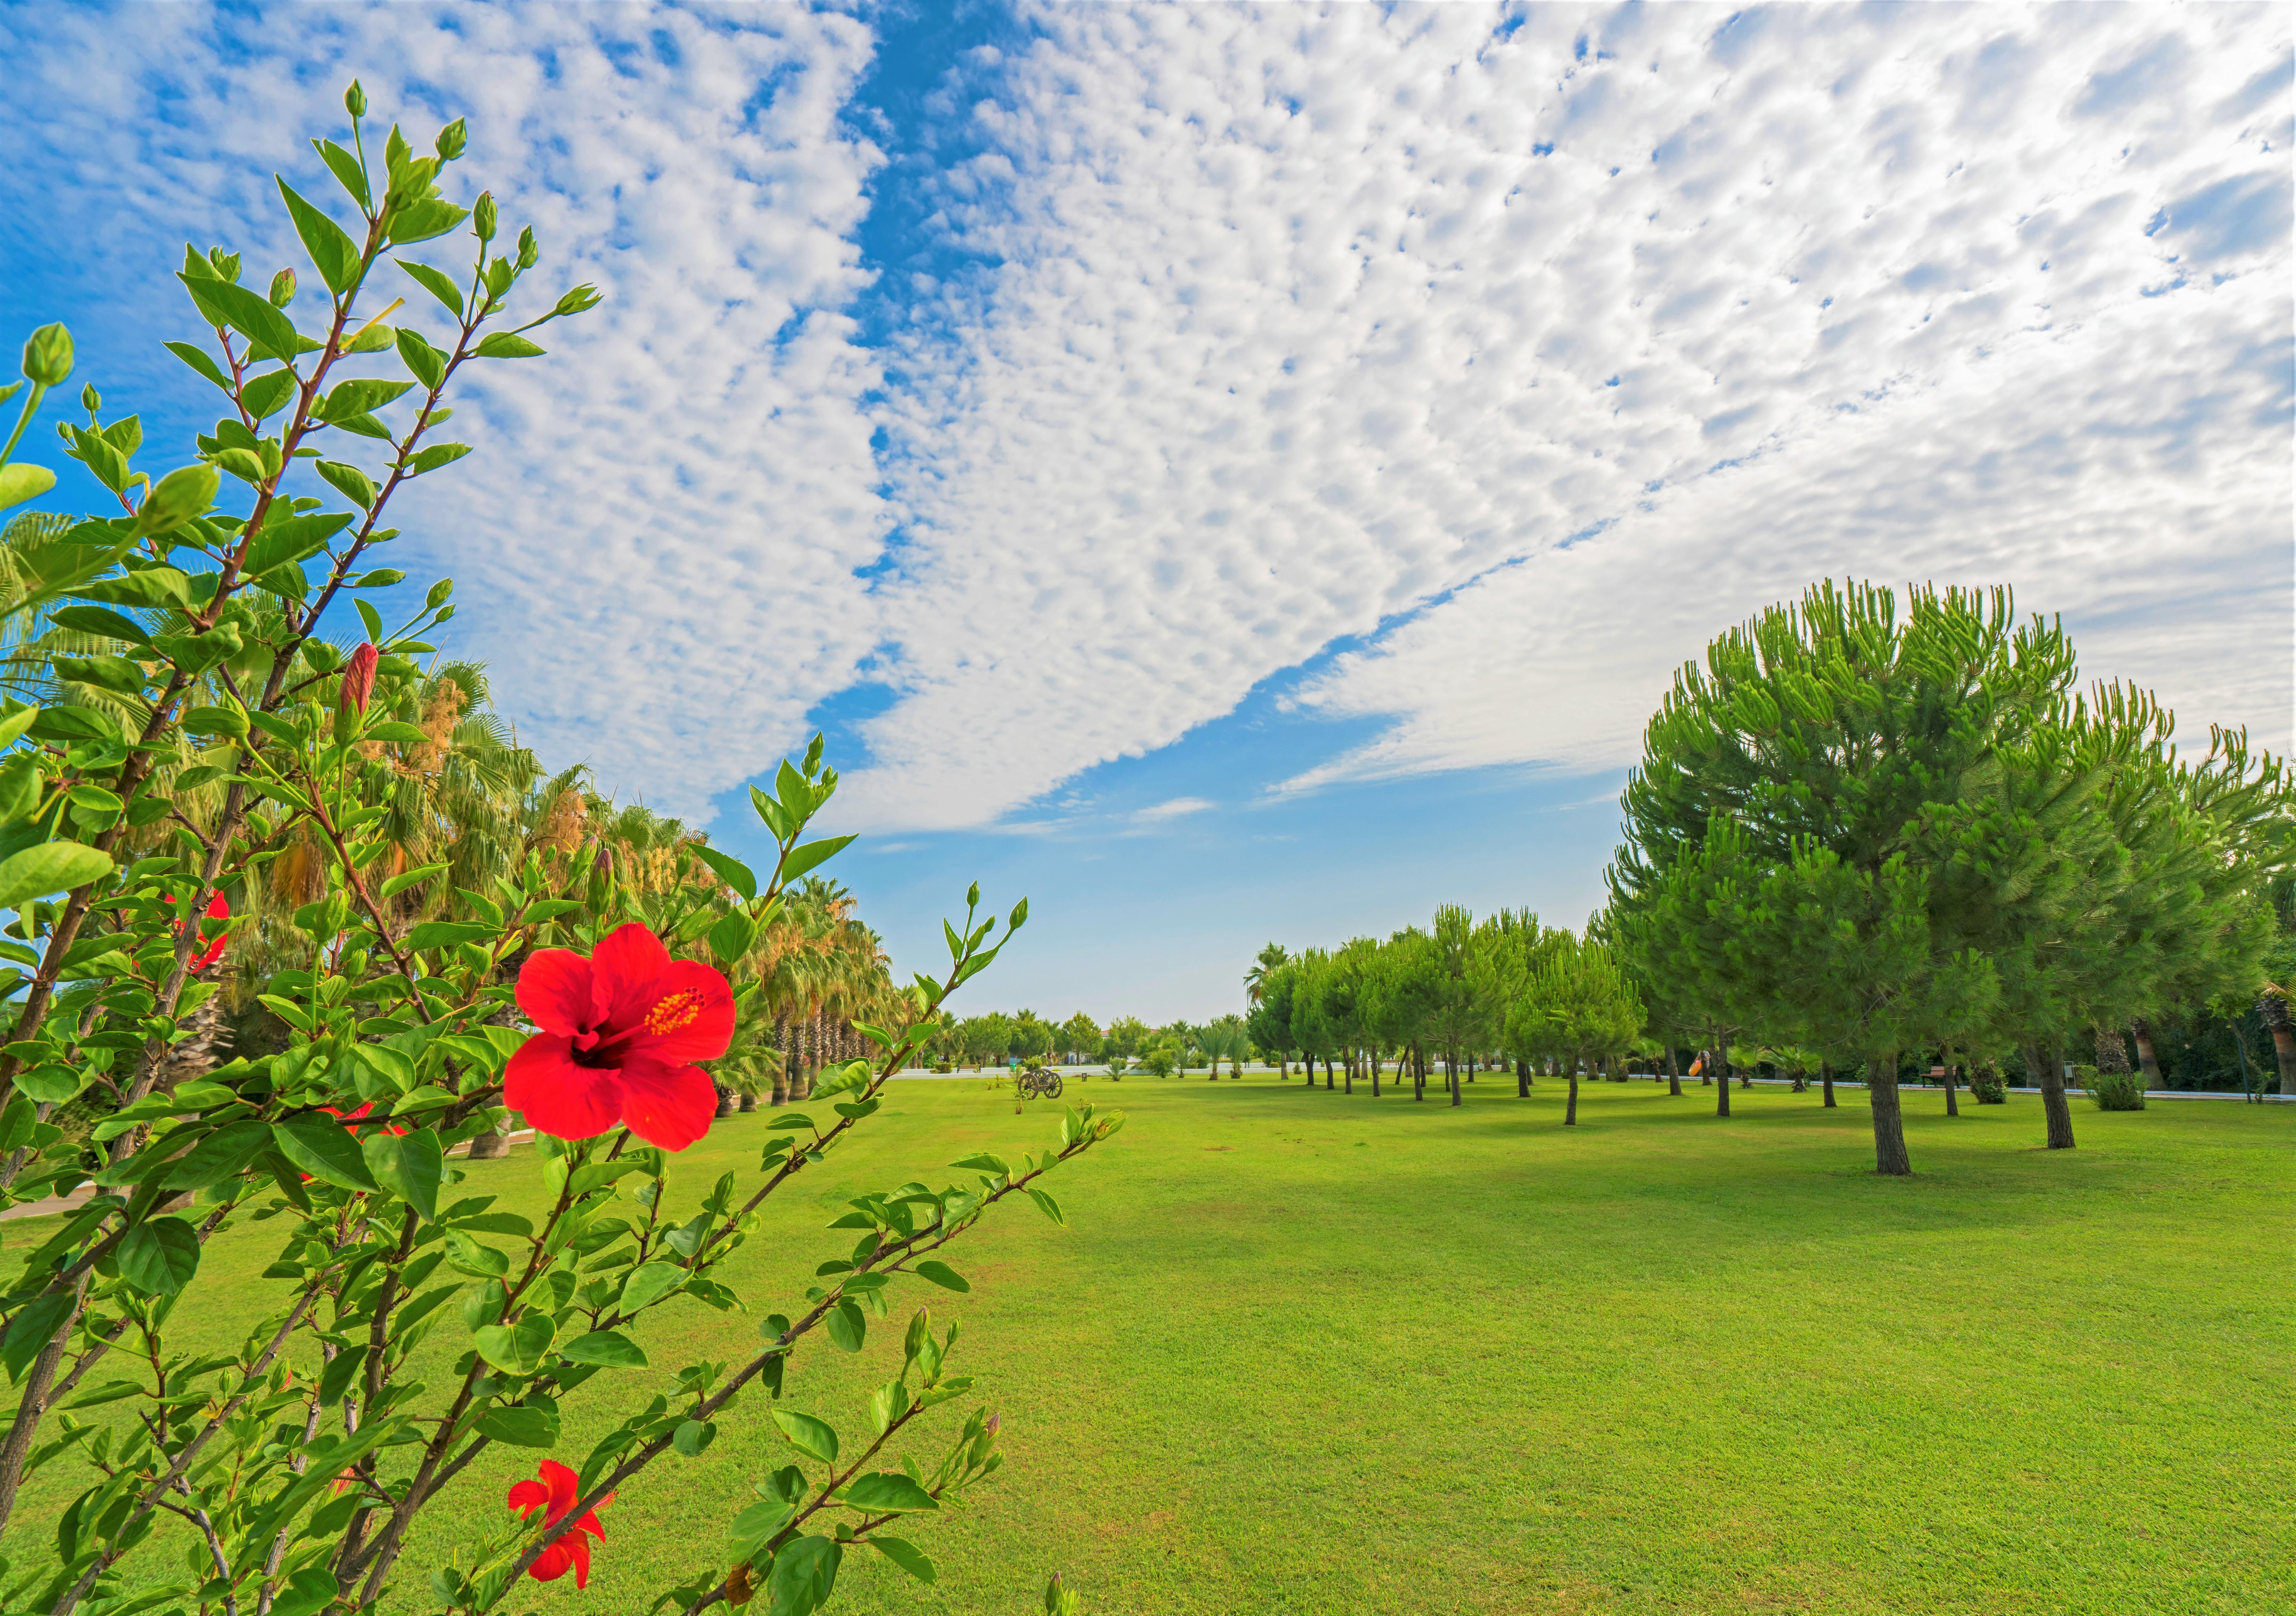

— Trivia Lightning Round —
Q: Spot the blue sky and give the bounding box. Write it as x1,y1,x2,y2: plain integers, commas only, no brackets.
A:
4,2,2290,1021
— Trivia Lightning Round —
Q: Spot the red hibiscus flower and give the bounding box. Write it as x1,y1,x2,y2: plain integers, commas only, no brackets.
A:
163,891,230,970
504,923,731,1151
507,1458,610,1588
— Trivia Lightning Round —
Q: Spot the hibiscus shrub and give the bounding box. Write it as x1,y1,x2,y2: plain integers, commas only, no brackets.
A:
0,86,1117,1615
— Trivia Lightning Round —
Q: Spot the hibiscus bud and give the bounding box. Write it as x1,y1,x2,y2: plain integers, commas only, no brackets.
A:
341,642,379,712
516,226,538,270
80,383,100,412
555,284,601,318
587,847,614,914
434,118,467,160
425,577,454,608
208,247,240,283
22,324,73,388
344,79,367,118
268,267,297,308
472,191,497,242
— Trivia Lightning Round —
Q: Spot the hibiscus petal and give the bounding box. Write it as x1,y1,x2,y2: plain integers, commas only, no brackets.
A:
539,1459,579,1517
529,1542,572,1582
589,923,671,1031
506,1037,624,1142
507,1479,548,1516
568,1531,593,1590
629,958,737,1064
516,949,595,1038
613,1059,719,1152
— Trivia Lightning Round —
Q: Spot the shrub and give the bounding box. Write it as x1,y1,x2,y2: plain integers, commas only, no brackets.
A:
1968,1063,2008,1104
0,86,1119,1616
2089,1065,2148,1110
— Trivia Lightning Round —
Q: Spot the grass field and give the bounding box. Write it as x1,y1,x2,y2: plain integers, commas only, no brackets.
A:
5,1071,2290,1614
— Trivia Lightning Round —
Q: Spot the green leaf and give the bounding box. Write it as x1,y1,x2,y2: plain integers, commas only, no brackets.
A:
316,460,378,509
911,1260,970,1293
362,721,433,744
476,1402,560,1448
729,1497,796,1553
400,442,471,477
0,841,112,909
950,1152,1010,1177
312,138,372,212
117,1216,201,1296
379,863,450,899
780,835,856,885
444,1229,510,1278
394,327,444,390
555,1331,647,1369
471,331,545,359
1026,1187,1066,1226
768,1536,842,1616
163,341,233,394
16,1064,88,1104
706,910,757,966
164,1119,272,1192
672,1418,716,1457
318,377,415,421
0,701,39,748
181,272,302,363
387,198,469,246
362,1129,443,1221
244,510,352,576
238,367,300,422
277,178,363,296
825,1297,866,1353
868,1537,938,1585
0,463,56,513
770,1408,840,1465
472,1312,555,1375
842,1472,938,1513
395,258,465,318
617,1261,685,1314
62,1378,152,1410
48,606,151,646
1,1289,73,1383
273,1118,380,1193
688,844,756,901
270,1566,340,1616
402,920,494,952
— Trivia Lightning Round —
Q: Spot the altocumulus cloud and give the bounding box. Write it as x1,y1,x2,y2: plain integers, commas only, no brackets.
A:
2,4,2287,830
1,2,887,818
846,2,2291,826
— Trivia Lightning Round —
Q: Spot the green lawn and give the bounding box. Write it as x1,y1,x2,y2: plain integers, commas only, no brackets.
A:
7,1072,2290,1614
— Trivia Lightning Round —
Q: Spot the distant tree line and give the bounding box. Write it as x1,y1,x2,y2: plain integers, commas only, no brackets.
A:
1244,583,2296,1174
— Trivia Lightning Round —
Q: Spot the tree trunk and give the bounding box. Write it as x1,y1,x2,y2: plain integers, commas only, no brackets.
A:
1867,1049,1911,1174
1714,1040,1731,1118
1324,1055,1335,1090
2130,1019,2163,1089
1370,1052,1381,1097
1516,1057,1529,1098
1667,1046,1682,1097
738,1092,757,1113
2093,1023,2132,1074
1343,1053,1353,1095
1565,1062,1579,1126
467,1128,510,1159
1821,1062,1836,1108
2261,994,2296,1096
1413,1043,1425,1102
2026,1042,2074,1149
1943,1043,1959,1118
714,1084,737,1118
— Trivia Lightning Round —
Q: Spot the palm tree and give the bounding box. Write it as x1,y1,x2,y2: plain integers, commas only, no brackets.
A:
1245,942,1290,1009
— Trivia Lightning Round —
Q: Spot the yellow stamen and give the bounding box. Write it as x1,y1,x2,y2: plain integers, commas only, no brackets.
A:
645,988,704,1036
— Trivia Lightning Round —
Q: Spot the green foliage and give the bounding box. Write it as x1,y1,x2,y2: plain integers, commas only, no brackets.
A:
0,90,1115,1616
2087,1066,2146,1111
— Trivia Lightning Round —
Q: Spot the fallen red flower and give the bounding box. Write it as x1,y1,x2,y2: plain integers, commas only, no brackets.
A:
507,1458,610,1588
504,923,731,1151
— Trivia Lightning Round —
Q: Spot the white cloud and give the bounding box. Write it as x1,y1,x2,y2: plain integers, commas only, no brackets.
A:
1,2,886,820
5,4,2285,834
838,1,2291,826
1134,796,1214,821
